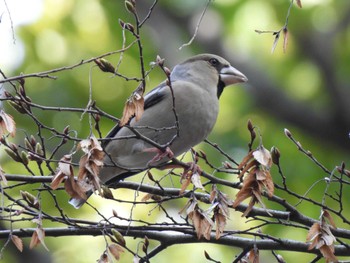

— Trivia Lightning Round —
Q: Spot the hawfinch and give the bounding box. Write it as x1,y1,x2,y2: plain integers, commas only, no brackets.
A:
70,54,247,208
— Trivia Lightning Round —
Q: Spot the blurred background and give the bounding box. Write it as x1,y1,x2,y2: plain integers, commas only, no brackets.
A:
1,0,350,262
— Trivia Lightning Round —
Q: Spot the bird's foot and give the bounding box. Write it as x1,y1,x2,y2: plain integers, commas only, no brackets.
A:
182,162,202,177
144,146,174,166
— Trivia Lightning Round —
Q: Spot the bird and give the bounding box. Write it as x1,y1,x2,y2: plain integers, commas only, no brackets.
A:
69,53,247,208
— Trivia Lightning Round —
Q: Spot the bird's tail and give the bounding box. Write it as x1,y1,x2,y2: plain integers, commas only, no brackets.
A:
69,190,93,209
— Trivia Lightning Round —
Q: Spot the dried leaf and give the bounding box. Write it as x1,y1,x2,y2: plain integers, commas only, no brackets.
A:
319,245,337,262
179,177,191,195
30,227,49,251
141,193,152,202
77,136,104,193
253,146,272,168
11,235,23,252
237,151,254,170
248,247,260,263
108,243,124,260
190,209,214,240
322,210,337,229
296,0,302,8
0,110,16,137
29,230,40,249
191,172,204,190
120,90,145,126
215,212,226,239
51,155,73,190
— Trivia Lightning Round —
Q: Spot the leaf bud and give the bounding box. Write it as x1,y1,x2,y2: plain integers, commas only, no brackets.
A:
270,146,280,165
125,0,136,14
94,58,115,73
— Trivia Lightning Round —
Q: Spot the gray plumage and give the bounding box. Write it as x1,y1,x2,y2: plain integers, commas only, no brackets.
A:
69,54,247,208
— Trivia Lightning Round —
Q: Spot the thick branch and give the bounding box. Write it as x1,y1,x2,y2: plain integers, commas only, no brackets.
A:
1,227,350,256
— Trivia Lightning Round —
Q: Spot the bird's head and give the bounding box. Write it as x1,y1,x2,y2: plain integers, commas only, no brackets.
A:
173,54,248,98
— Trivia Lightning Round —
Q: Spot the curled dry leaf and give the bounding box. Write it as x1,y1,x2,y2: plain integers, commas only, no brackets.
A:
77,136,104,193
233,146,275,217
253,146,272,168
306,216,337,262
30,227,49,251
179,163,203,194
11,235,23,252
51,154,73,190
296,0,302,8
0,110,16,137
210,185,232,239
181,198,213,240
120,86,145,126
108,243,124,261
248,247,260,263
190,208,214,240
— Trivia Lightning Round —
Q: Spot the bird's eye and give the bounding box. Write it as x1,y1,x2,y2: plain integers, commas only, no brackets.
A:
209,58,219,66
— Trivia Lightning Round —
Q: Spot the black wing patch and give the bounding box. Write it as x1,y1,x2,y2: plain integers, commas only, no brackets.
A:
143,82,167,110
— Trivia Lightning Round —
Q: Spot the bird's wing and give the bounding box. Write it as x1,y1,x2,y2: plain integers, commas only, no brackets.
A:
103,82,168,148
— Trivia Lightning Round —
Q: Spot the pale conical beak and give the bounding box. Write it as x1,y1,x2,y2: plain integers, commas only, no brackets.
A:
220,65,248,86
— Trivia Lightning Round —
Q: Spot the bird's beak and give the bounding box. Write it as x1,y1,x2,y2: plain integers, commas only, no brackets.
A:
220,65,248,86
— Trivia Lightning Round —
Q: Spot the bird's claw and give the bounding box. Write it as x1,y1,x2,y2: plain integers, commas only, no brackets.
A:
144,146,174,166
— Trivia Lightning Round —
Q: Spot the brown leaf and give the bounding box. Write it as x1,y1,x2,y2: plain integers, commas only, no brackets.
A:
29,230,40,249
51,171,67,190
232,172,256,208
215,212,226,239
248,247,259,263
179,177,191,195
322,210,337,229
253,146,272,168
0,110,16,137
141,193,152,202
261,170,274,197
319,244,337,262
237,151,254,170
77,136,104,193
242,197,258,218
108,243,124,260
296,0,302,8
11,235,23,252
120,91,145,126
30,227,49,251
190,209,214,240
306,222,321,243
